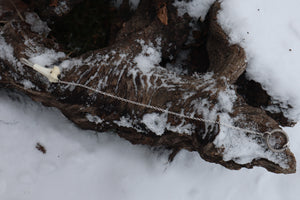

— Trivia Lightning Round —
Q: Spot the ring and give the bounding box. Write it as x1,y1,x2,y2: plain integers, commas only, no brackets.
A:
265,129,289,153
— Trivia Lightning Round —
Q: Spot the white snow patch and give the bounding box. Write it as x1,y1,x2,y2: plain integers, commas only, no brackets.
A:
25,12,51,36
217,85,237,113
29,49,65,67
173,0,215,20
182,92,196,102
0,34,17,65
86,114,103,124
166,121,194,135
97,76,108,90
53,1,70,16
60,58,83,69
142,113,167,135
114,116,134,128
20,80,36,90
134,40,162,74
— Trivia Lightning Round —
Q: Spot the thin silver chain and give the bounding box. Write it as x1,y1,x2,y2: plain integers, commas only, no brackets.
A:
57,80,262,136
19,58,288,152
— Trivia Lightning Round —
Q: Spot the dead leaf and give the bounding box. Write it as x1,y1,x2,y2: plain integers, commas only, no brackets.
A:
157,3,168,25
36,143,46,154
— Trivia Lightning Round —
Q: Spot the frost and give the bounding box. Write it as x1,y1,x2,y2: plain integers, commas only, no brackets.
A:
25,12,51,36
53,1,70,16
114,116,134,128
182,92,196,102
86,114,103,124
173,0,215,20
142,113,167,135
97,76,108,90
111,0,140,10
166,121,194,135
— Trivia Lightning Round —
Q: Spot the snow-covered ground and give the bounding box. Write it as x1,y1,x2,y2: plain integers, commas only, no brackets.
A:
1,89,299,200
1,0,300,199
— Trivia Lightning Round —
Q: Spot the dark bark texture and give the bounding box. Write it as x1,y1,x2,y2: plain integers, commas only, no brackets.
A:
0,0,296,173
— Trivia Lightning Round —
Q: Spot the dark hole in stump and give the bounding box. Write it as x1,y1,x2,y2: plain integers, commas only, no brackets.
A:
236,73,295,126
48,0,134,57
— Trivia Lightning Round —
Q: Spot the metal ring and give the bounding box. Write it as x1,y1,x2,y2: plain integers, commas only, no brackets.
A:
265,129,289,153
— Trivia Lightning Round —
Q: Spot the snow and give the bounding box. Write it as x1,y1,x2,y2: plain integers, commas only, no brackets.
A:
166,120,194,135
0,34,17,65
0,89,300,200
114,116,134,128
142,113,167,135
217,84,237,112
112,0,140,10
29,49,65,67
59,58,83,69
86,114,103,124
130,39,163,91
173,0,215,20
25,12,51,36
133,39,162,74
217,0,300,120
53,1,70,16
20,79,36,90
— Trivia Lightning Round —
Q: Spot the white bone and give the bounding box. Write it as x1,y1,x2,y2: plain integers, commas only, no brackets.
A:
20,58,60,83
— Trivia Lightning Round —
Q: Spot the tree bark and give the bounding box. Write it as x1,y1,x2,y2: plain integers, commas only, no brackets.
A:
0,0,296,173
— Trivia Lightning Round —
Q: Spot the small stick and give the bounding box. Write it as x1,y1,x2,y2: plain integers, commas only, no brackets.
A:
9,0,25,21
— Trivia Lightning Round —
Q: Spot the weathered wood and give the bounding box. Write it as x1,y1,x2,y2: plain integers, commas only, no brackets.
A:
0,0,296,173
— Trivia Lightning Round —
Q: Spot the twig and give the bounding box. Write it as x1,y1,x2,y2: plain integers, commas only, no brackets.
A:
9,0,25,21
66,51,74,57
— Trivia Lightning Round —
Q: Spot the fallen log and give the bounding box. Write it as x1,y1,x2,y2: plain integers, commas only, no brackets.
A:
0,0,296,173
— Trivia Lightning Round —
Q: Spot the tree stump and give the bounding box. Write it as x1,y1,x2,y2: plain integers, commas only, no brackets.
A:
0,0,296,173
